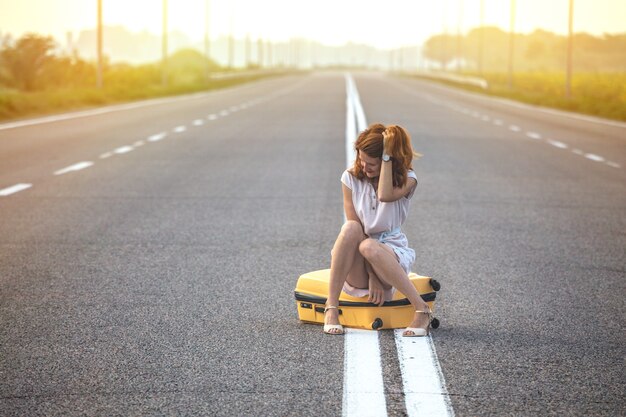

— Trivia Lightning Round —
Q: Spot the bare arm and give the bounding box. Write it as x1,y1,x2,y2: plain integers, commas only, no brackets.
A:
377,160,416,203
342,183,361,223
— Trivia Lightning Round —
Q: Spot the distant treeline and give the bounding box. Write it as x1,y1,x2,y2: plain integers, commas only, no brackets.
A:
0,33,223,92
423,27,626,72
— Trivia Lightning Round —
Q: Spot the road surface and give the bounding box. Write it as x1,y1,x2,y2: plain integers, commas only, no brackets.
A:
1,72,624,416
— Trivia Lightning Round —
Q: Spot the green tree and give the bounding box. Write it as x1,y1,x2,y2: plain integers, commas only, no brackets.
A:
423,34,457,69
0,33,57,91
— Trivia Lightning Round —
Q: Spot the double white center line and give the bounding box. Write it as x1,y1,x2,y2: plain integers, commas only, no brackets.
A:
343,73,454,417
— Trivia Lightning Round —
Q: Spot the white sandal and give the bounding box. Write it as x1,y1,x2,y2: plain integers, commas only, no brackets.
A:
323,305,344,335
402,309,433,337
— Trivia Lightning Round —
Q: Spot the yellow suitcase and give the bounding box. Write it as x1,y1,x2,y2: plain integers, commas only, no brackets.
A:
294,269,440,330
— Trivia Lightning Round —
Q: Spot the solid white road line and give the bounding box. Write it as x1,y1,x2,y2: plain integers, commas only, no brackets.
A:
54,161,94,176
394,331,454,417
0,183,32,196
343,329,388,417
344,73,387,417
344,73,453,417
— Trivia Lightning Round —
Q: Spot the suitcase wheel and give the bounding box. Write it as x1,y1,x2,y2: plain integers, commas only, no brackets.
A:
430,279,441,292
371,318,383,330
431,317,440,329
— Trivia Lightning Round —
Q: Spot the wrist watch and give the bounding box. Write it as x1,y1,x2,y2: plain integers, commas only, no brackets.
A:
382,153,391,162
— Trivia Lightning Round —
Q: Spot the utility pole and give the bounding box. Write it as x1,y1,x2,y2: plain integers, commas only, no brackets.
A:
246,33,251,68
566,0,574,98
478,0,484,74
507,0,516,89
257,38,263,68
442,0,448,70
228,12,234,68
162,0,168,86
456,0,464,72
96,0,103,88
205,0,211,78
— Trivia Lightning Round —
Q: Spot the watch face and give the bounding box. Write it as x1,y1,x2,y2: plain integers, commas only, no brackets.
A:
382,154,390,161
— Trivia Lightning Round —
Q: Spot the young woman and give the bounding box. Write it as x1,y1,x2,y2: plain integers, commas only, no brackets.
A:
324,123,433,336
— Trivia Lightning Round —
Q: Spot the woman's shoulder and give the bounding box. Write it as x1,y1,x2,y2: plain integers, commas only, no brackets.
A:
341,169,364,189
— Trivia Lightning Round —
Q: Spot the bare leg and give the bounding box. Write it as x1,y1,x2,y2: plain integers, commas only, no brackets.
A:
326,221,367,333
359,239,431,333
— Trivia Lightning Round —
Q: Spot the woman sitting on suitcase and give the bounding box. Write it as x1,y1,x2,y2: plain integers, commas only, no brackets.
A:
324,123,432,336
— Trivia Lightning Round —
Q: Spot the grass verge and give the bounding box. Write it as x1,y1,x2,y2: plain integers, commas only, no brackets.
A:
409,71,626,122
0,71,294,122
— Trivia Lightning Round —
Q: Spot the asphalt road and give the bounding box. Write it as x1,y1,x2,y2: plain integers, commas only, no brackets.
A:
1,72,624,416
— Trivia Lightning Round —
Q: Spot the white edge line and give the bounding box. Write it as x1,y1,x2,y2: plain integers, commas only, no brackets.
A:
0,183,32,196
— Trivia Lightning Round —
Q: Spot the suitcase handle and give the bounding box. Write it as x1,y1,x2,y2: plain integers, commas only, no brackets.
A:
315,306,342,315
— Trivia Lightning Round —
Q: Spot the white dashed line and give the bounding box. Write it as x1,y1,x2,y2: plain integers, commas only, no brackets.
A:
173,126,186,133
133,140,145,147
148,132,167,142
481,115,490,122
219,110,230,117
193,119,204,126
99,152,113,159
547,140,568,149
509,125,521,132
526,132,542,140
606,161,621,168
54,161,94,176
585,153,605,162
572,149,584,155
207,114,218,120
114,146,134,154
493,119,503,126
0,183,32,196
229,105,240,112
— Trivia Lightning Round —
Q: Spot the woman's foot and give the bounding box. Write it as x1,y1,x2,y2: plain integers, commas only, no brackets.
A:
402,308,432,337
323,305,344,335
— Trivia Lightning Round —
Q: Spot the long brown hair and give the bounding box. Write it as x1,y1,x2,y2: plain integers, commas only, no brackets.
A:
351,123,420,188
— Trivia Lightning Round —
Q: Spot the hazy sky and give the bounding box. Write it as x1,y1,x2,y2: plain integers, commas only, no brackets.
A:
1,0,625,48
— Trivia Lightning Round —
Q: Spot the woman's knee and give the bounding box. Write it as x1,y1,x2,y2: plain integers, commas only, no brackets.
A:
359,238,382,260
340,220,363,241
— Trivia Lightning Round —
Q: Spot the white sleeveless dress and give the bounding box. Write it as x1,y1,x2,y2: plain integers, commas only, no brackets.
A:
340,169,418,299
